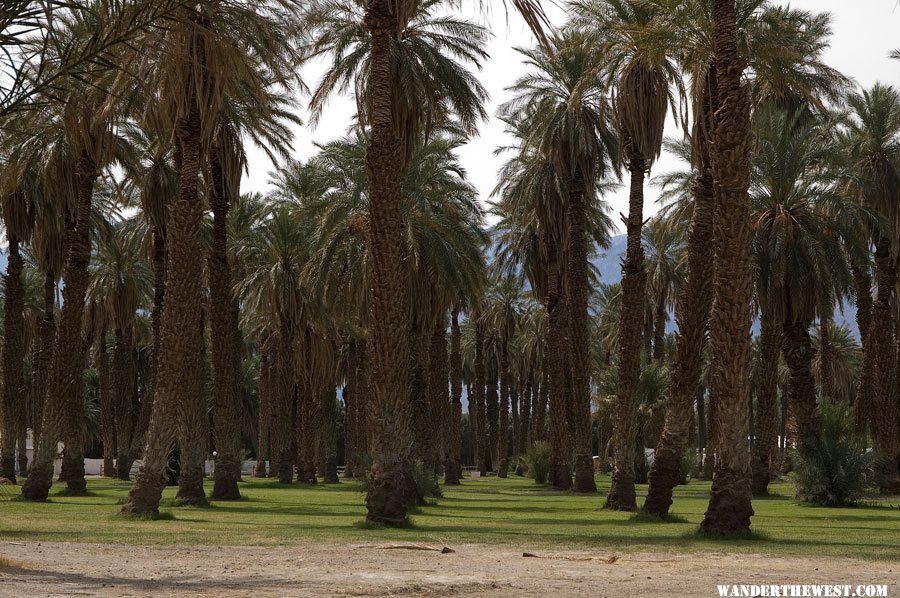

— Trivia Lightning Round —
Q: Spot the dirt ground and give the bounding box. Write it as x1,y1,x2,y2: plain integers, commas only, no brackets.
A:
0,541,896,597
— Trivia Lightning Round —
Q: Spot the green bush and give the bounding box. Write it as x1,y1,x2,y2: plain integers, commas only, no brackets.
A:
679,449,700,485
412,459,441,500
525,441,551,484
794,402,875,506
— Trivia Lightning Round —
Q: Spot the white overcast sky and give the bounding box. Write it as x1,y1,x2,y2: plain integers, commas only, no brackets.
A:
240,1,900,232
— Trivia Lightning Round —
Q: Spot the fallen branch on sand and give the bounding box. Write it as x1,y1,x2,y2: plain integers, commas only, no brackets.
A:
523,552,619,564
358,543,455,554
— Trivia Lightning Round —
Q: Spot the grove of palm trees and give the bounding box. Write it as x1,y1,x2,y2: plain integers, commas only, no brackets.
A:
1,0,898,595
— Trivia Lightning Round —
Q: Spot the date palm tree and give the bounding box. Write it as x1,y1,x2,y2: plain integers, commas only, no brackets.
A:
839,84,900,494
569,0,680,507
302,0,492,523
121,0,303,516
499,32,617,492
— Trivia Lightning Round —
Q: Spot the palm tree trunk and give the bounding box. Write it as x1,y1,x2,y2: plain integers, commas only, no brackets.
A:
851,258,873,436
22,154,96,500
130,226,167,464
498,331,510,478
321,385,339,483
342,345,357,478
486,358,500,472
751,305,780,496
445,309,463,484
254,341,272,477
607,158,647,511
356,341,370,470
271,330,295,484
30,271,56,450
567,172,597,493
98,323,115,477
701,0,755,535
121,107,207,515
510,380,520,465
782,314,818,451
410,326,431,468
427,318,449,476
474,315,487,476
535,364,549,442
363,0,416,524
114,325,136,479
1,234,25,483
644,138,715,515
868,233,899,493
520,370,532,454
546,233,572,490
208,153,243,500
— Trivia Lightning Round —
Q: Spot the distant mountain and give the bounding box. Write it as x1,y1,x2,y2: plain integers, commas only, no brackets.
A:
594,234,860,338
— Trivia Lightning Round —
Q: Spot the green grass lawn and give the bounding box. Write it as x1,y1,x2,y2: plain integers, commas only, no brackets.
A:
2,474,898,560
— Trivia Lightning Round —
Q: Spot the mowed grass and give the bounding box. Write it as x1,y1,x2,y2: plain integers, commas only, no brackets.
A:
1,474,898,560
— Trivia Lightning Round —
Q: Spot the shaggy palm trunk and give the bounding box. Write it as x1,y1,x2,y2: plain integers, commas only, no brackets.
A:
114,326,136,479
22,154,96,500
510,382,520,464
1,235,25,483
498,332,510,478
410,328,432,468
355,342,371,470
851,259,873,436
209,155,243,500
751,306,780,496
782,314,818,450
130,227,166,463
567,173,597,493
607,158,647,511
652,294,667,361
363,0,416,524
254,343,272,477
427,318,449,476
98,325,115,477
486,360,500,472
30,272,56,449
701,0,754,534
321,386,339,483
121,107,207,515
445,310,463,484
520,372,532,454
868,234,899,493
644,141,714,516
271,331,295,484
534,367,548,442
546,235,572,490
342,348,356,478
474,316,487,476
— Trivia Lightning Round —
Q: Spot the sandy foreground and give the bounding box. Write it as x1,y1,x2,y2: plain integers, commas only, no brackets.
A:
0,541,896,597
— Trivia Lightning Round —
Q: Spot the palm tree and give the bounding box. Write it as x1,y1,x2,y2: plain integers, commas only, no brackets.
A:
499,32,617,492
839,84,900,494
121,0,303,515
569,0,679,507
642,215,685,361
302,0,492,523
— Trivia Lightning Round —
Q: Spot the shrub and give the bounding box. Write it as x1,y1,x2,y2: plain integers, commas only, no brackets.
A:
679,449,700,485
412,459,441,500
525,441,551,484
794,402,875,506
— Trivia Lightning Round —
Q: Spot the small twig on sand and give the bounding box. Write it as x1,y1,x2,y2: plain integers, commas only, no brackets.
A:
523,552,619,564
359,543,455,554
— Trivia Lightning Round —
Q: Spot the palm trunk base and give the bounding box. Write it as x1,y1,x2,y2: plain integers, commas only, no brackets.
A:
751,454,770,496
573,454,596,493
498,458,509,478
121,467,168,517
21,462,53,500
212,457,242,500
176,462,208,506
0,456,16,483
700,453,714,480
116,454,134,481
644,440,684,516
103,457,115,478
877,460,899,495
700,468,754,535
323,457,340,484
365,460,412,526
275,453,294,484
444,461,461,485
17,453,28,477
254,460,267,478
299,463,317,485
61,451,87,495
550,459,572,490
605,470,637,511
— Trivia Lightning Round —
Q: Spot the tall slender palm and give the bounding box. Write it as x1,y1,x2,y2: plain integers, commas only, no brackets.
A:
642,215,685,361
839,84,900,494
749,107,860,493
569,0,679,507
122,0,303,515
499,32,617,492
303,0,490,523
